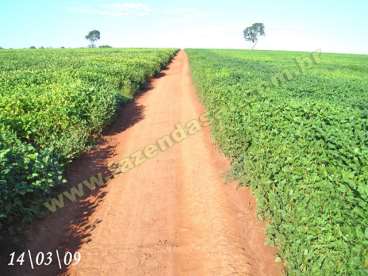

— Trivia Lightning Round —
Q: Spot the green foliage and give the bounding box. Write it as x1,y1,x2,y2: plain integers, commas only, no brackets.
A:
187,49,368,275
0,126,64,226
0,48,178,227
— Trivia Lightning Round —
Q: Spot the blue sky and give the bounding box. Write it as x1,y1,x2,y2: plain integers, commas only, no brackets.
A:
1,0,367,54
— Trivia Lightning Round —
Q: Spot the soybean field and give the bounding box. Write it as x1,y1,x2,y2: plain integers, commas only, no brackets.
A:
187,49,368,275
0,48,177,227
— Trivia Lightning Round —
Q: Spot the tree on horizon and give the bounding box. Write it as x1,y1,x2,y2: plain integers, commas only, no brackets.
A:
85,30,101,48
243,23,265,49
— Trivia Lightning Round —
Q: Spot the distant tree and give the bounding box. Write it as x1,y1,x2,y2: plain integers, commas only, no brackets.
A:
61,46,65,48
85,30,100,48
0,47,3,49
30,46,36,49
40,46,45,49
243,23,265,49
99,45,112,48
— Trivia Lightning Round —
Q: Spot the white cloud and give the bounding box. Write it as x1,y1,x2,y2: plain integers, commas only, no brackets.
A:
71,2,151,17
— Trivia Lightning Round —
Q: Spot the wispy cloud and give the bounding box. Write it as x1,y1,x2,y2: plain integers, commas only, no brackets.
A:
70,2,151,17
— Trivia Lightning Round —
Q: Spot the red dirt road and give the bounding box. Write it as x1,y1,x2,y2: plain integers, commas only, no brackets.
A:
16,50,282,275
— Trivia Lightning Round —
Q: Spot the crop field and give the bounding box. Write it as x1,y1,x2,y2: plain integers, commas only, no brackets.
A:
187,49,368,275
0,48,177,227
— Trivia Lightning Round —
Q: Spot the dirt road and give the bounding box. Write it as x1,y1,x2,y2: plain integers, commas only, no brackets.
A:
16,50,282,275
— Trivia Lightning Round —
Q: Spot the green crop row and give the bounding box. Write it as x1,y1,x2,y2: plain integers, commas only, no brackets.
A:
186,49,368,275
0,48,177,228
